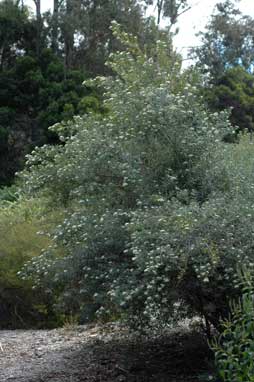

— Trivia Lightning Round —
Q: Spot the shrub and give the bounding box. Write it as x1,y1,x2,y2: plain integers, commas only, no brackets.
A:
19,23,248,329
212,270,254,382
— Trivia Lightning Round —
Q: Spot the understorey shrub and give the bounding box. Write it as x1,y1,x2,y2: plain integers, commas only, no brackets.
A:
18,23,254,330
0,195,63,328
212,270,254,381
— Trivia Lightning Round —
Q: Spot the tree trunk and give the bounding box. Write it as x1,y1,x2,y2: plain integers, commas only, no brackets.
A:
33,0,41,56
64,0,74,70
157,0,164,24
52,0,59,53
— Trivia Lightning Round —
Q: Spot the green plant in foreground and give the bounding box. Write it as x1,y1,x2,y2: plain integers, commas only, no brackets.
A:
212,270,254,382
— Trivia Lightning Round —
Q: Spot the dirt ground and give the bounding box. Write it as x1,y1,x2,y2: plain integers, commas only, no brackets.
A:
0,323,213,382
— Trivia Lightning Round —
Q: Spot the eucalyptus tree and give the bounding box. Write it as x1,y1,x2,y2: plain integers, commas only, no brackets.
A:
143,0,190,25
51,0,64,54
192,0,254,80
57,0,160,74
192,1,254,133
33,0,42,55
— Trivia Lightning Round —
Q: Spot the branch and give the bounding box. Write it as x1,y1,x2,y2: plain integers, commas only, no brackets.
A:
166,0,202,30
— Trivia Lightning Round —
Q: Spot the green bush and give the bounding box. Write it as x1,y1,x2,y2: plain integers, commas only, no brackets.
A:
19,24,254,331
18,23,239,329
212,270,254,382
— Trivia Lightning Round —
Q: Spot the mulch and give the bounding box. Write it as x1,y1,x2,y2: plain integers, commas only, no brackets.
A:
1,324,214,382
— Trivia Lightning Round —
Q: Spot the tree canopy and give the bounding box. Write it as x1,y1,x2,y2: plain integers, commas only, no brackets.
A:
192,1,254,80
0,0,170,185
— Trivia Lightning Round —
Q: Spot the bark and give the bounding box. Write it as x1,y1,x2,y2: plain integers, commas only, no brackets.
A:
52,0,59,53
157,0,164,25
33,0,41,56
66,0,74,68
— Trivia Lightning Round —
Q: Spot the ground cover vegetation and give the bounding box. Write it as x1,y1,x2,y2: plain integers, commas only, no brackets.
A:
2,0,254,379
0,193,64,328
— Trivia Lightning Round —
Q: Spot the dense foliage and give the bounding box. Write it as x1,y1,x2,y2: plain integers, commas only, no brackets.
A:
0,0,169,186
212,271,254,381
0,48,99,185
1,0,196,329
3,2,254,350
0,0,101,185
205,67,254,135
192,0,254,80
192,1,254,136
19,24,253,331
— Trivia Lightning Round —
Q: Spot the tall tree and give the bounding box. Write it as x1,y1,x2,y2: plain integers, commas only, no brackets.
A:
192,1,254,135
191,0,254,81
0,0,172,185
33,0,42,55
57,0,159,75
0,0,31,69
144,0,190,26
52,0,59,53
0,1,100,185
205,66,254,135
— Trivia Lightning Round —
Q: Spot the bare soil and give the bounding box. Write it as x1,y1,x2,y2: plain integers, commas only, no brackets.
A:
0,324,212,382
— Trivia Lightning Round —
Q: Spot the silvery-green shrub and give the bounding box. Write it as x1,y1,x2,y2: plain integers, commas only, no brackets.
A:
19,23,248,328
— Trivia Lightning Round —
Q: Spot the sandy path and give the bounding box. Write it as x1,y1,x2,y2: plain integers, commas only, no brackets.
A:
0,324,210,382
0,326,104,382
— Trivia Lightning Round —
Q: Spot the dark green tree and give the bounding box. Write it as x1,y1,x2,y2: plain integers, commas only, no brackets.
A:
0,0,35,69
205,67,254,134
0,47,99,184
0,1,101,185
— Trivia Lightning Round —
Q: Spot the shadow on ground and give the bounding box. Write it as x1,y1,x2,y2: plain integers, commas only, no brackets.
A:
65,329,213,382
1,326,213,382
